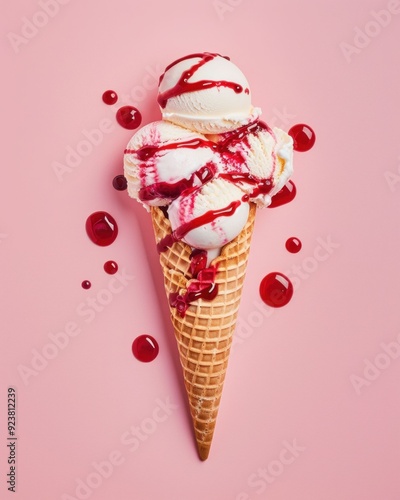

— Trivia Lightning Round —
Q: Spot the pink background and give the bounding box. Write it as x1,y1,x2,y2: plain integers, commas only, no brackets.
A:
2,0,400,498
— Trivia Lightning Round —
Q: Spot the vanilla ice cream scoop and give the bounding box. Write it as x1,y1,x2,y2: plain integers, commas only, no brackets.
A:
124,120,220,208
167,178,250,263
158,53,260,134
215,121,294,208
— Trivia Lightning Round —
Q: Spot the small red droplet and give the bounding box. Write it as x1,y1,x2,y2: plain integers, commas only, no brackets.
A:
288,124,316,152
86,211,118,246
104,260,118,275
260,272,293,307
82,280,91,289
116,106,142,130
269,181,296,208
285,237,302,253
113,175,127,191
102,90,118,105
132,335,159,362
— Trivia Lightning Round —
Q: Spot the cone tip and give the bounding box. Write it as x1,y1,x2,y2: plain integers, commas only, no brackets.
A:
197,444,210,461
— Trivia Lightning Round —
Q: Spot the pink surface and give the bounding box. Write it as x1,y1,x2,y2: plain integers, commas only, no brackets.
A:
2,0,400,498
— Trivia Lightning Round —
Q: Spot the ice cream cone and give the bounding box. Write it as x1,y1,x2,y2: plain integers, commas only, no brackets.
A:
150,203,256,460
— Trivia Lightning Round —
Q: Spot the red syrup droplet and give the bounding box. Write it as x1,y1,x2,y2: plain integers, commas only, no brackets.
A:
189,249,208,278
104,260,118,274
285,237,302,253
268,181,297,208
132,335,159,362
288,124,316,152
260,272,293,307
112,175,127,191
81,280,91,289
102,90,118,105
86,211,118,246
116,106,142,130
169,282,219,317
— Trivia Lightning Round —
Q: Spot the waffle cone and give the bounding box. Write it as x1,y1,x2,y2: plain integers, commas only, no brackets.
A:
150,203,256,460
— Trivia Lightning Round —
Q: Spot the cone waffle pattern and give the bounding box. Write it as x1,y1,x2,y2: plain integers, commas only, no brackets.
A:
150,203,256,460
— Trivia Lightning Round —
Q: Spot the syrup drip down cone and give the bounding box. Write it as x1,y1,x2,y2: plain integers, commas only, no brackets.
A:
150,203,256,460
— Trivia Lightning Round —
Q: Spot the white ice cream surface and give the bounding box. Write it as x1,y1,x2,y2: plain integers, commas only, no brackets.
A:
124,121,219,207
159,54,260,134
167,178,249,252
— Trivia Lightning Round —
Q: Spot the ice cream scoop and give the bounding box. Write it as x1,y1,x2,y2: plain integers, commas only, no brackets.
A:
215,121,294,208
158,52,260,134
124,120,219,208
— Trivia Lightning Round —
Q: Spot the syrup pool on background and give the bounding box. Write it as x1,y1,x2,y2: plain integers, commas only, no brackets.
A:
104,260,118,275
132,335,159,362
260,272,293,308
288,124,316,152
285,237,302,253
116,106,142,130
85,211,118,247
112,175,127,191
102,90,118,105
268,180,297,208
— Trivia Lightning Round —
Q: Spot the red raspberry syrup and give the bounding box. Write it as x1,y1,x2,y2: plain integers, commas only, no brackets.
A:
288,124,316,152
102,90,118,105
268,181,297,208
116,106,142,130
260,272,293,307
112,175,127,191
85,212,118,246
104,261,118,275
132,335,159,362
158,53,246,109
285,237,302,253
168,249,219,317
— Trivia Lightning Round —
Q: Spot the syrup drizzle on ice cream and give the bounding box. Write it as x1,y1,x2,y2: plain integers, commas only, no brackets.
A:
129,119,283,245
157,201,241,254
158,53,246,109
